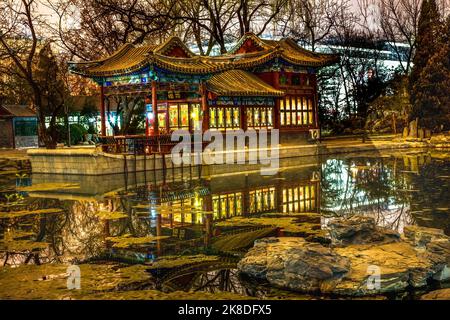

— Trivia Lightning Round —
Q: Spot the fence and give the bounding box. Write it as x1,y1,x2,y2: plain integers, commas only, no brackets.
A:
99,134,207,156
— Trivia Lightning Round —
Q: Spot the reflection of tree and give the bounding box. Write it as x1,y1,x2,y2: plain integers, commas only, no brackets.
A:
190,270,249,296
320,155,416,232
408,156,450,235
0,197,69,266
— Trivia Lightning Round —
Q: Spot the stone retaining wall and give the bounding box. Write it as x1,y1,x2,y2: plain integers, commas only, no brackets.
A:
27,140,412,176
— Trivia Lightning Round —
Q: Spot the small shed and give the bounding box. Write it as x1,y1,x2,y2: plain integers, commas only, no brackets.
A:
0,105,38,149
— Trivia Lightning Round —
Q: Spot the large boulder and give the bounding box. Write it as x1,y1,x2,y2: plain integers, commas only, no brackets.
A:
238,238,350,293
238,224,450,297
403,225,450,281
327,216,400,245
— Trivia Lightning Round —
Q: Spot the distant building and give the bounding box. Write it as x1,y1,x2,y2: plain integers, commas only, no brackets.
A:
0,105,38,149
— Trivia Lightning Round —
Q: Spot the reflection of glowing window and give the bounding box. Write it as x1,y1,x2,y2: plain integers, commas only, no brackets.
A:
249,188,276,213
212,193,242,219
281,183,317,213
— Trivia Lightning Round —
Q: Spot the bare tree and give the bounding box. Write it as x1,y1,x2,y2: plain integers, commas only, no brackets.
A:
378,0,421,74
0,0,66,147
277,0,351,52
47,0,177,61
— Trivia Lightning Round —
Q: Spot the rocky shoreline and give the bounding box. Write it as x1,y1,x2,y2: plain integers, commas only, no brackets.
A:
238,216,450,298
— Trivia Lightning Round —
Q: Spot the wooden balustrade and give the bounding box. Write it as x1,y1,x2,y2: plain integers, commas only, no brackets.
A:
98,134,207,156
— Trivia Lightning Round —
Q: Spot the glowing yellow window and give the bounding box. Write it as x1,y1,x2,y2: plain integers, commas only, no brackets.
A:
297,113,302,125
180,104,189,127
247,109,253,127
210,108,216,128
233,108,240,127
191,104,201,130
218,108,225,128
254,109,260,126
267,108,273,126
303,112,308,125
169,105,178,128
280,99,285,110
225,108,232,128
286,98,291,110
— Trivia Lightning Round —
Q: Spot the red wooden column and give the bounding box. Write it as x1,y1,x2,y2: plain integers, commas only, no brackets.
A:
151,80,159,136
200,82,209,133
240,97,247,132
100,85,106,136
272,72,281,130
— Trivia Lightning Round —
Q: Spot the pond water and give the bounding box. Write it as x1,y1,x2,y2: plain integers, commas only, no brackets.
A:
0,149,449,299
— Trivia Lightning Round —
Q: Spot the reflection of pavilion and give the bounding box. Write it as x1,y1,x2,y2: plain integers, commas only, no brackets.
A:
129,168,320,229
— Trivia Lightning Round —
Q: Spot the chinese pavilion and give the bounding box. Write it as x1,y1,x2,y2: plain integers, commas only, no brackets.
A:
69,33,338,139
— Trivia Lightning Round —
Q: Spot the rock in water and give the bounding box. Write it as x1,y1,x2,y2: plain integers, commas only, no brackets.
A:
421,288,450,300
327,216,400,245
238,238,350,293
238,223,450,297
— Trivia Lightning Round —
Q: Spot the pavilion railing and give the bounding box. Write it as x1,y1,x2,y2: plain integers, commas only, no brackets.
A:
98,134,207,156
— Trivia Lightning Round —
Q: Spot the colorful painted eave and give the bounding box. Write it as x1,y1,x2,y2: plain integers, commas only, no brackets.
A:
68,33,339,78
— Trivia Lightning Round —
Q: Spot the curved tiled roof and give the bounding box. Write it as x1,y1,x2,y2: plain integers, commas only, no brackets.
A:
68,33,339,78
206,70,284,97
69,44,156,77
